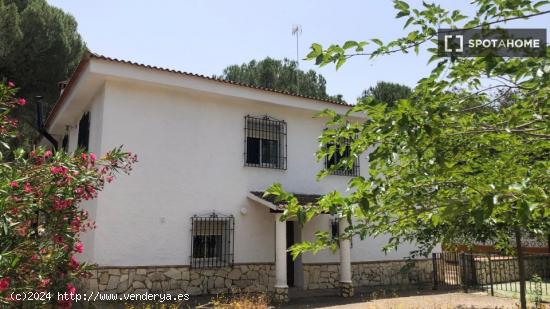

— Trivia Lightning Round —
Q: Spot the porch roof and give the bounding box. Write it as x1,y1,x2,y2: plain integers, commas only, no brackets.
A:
247,191,323,212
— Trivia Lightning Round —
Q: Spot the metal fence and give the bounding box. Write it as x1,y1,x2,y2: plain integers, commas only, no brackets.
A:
432,252,550,297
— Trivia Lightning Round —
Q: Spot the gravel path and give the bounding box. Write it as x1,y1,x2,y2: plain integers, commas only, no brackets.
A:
322,292,521,308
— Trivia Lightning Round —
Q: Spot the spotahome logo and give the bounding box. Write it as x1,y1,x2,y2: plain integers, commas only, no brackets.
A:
438,28,546,57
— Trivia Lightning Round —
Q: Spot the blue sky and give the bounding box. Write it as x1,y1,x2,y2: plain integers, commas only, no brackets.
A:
47,0,549,103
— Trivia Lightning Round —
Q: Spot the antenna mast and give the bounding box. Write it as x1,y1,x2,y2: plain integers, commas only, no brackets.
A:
292,24,302,94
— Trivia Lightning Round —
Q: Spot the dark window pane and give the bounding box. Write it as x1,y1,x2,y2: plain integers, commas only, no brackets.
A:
77,112,90,151
331,221,339,239
261,139,278,165
327,144,341,168
244,116,286,170
246,137,260,164
326,142,360,176
193,236,205,258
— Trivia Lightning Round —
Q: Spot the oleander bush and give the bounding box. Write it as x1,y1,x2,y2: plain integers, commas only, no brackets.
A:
0,81,137,307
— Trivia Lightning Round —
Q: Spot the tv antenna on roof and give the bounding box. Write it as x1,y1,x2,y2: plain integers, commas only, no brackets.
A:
292,24,302,94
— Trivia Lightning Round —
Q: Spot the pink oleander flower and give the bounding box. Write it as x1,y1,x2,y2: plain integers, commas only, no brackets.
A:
70,217,81,231
7,81,15,88
53,234,64,244
90,153,97,161
44,150,53,158
74,242,84,253
81,153,87,161
69,256,79,269
50,166,68,175
53,198,72,211
17,98,26,106
23,182,32,193
67,283,76,295
31,254,39,262
0,277,10,292
39,278,50,288
9,181,18,188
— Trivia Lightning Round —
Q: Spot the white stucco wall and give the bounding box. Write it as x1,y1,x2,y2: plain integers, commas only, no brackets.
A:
70,79,421,267
89,80,345,266
47,59,428,268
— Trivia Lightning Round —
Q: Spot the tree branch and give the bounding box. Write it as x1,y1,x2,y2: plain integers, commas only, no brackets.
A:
344,10,550,58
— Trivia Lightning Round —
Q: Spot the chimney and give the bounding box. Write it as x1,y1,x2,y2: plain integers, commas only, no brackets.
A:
58,80,68,96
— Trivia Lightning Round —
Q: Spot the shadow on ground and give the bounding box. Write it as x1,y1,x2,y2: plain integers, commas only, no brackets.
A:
74,286,528,308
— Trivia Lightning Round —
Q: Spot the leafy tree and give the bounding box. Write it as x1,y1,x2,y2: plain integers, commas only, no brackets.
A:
215,57,344,103
266,1,550,308
0,81,137,307
0,0,86,127
360,81,412,107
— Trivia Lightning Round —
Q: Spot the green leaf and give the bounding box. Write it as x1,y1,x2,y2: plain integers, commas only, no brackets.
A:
371,38,383,46
336,57,346,70
396,10,410,18
534,1,550,10
394,0,410,11
404,17,415,29
343,40,357,49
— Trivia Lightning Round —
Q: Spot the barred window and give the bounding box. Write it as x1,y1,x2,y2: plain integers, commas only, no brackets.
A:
190,213,234,268
244,115,287,169
325,142,360,176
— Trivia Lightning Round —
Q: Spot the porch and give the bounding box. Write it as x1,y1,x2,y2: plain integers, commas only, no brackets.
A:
247,191,354,302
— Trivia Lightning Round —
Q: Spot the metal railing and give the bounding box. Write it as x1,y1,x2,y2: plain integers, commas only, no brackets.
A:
433,252,550,297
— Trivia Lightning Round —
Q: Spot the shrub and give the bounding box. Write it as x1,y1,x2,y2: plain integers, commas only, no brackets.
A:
0,81,137,307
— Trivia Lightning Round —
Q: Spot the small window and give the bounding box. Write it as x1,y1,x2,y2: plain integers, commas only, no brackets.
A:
244,115,287,169
191,213,234,268
77,112,90,151
325,142,360,176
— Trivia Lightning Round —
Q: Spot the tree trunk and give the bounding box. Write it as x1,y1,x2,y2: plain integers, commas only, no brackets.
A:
515,227,527,309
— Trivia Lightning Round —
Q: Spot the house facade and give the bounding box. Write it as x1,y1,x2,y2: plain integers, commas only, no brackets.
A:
45,53,433,301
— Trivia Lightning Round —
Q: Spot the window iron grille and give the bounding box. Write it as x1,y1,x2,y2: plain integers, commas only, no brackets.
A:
325,141,360,176
190,212,234,269
244,115,287,169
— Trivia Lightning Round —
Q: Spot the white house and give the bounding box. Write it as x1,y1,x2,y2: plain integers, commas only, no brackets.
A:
44,53,433,301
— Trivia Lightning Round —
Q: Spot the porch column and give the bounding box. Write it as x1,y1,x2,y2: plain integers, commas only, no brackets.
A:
274,213,289,302
339,219,354,297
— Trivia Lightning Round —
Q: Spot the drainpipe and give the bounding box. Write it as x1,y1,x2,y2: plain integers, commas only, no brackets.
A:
34,96,58,150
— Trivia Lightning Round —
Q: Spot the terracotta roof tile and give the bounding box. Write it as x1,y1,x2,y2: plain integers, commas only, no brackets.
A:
90,53,351,107
46,52,351,129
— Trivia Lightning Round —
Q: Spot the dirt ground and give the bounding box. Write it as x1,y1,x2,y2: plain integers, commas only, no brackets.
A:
318,292,522,308
281,289,542,309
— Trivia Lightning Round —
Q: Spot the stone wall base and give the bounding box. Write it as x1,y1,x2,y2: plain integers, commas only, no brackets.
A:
79,264,275,296
79,260,433,297
340,282,354,297
273,286,289,303
303,259,433,290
